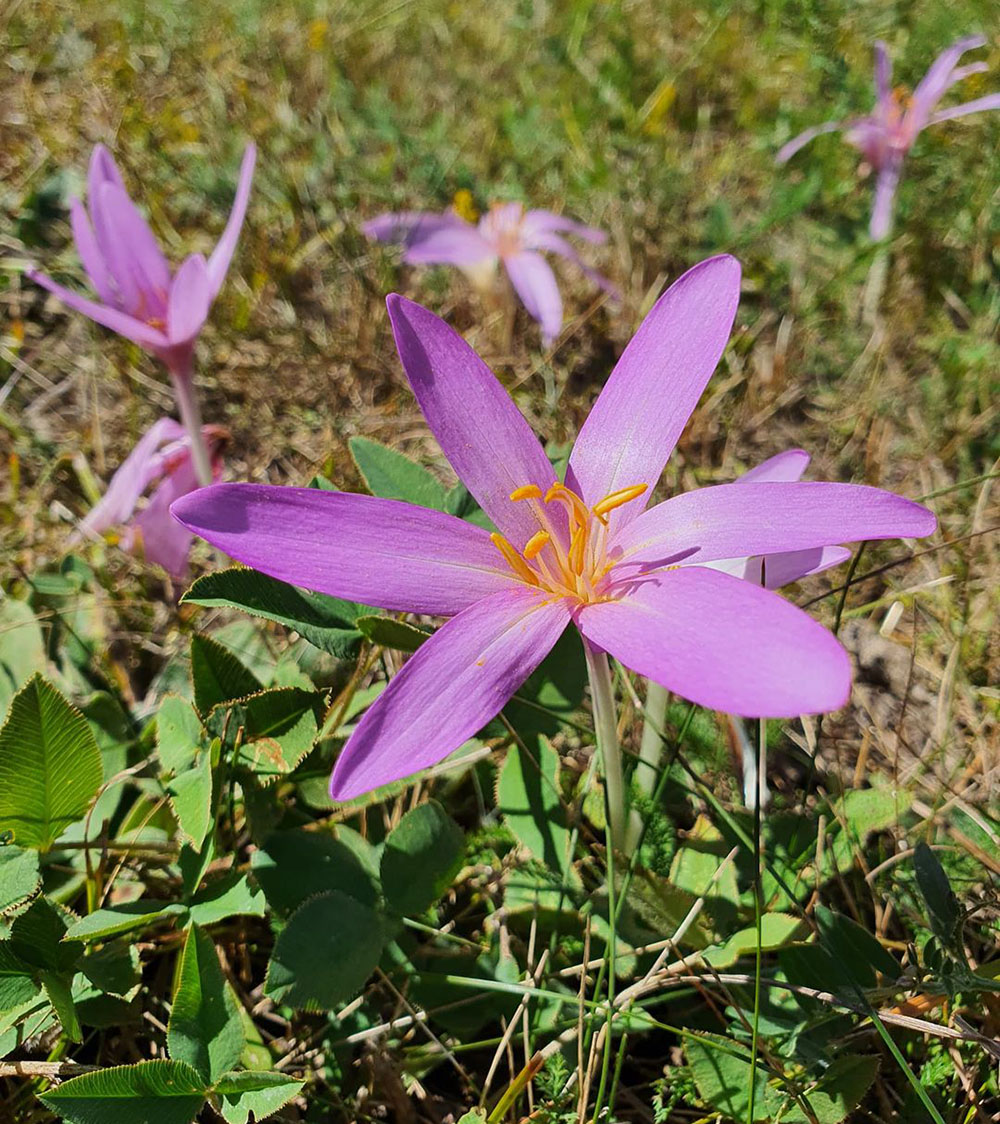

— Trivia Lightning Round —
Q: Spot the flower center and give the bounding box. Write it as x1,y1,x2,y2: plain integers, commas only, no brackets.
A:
490,481,647,603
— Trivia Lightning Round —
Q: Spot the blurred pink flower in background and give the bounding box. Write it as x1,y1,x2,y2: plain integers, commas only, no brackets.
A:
364,200,615,344
77,418,227,580
777,35,1000,240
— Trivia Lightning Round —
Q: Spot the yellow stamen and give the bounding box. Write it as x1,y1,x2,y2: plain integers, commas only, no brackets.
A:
568,525,587,574
522,530,551,560
490,533,540,587
510,484,542,502
544,481,590,522
592,483,648,519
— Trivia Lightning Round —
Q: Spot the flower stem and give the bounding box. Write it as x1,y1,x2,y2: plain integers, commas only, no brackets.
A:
624,680,668,854
170,359,213,488
583,640,626,855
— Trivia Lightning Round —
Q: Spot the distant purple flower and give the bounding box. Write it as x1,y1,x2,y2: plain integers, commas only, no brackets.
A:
28,143,256,381
79,418,227,579
173,255,936,800
364,201,615,344
778,36,1000,240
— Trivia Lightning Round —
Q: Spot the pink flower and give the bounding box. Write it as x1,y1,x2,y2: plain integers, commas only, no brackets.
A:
79,418,227,579
28,143,256,380
777,36,1000,240
364,201,615,344
172,255,935,800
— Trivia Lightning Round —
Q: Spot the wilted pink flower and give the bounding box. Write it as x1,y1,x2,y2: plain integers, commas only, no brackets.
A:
79,418,227,580
28,143,256,381
173,255,936,800
777,36,1000,240
364,201,615,344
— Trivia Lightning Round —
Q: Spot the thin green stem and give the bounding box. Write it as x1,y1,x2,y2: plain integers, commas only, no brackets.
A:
583,641,626,856
170,359,213,487
747,716,764,1123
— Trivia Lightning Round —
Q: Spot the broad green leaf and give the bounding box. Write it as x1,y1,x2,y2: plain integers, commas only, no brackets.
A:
814,905,899,986
703,913,804,968
182,569,363,659
168,925,244,1083
79,941,141,999
0,943,40,1012
264,890,383,1010
0,598,47,713
0,675,103,850
913,841,962,950
381,800,464,917
0,845,40,912
456,1112,488,1124
355,614,430,651
41,968,81,1041
497,738,572,879
685,1032,776,1120
225,688,323,784
168,750,214,849
779,1055,880,1124
214,1070,304,1124
190,635,262,716
825,786,907,875
157,695,205,777
349,435,447,509
251,828,379,916
625,869,709,950
39,1059,208,1124
188,873,266,927
11,897,79,973
64,902,188,943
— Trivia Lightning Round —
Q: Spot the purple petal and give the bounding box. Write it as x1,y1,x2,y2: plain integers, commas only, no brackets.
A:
206,143,257,297
364,211,470,241
927,92,1000,126
520,209,607,244
874,41,892,105
170,483,519,616
69,198,116,305
909,35,987,132
869,154,904,241
526,230,619,297
167,254,212,345
776,120,844,163
707,545,852,589
566,254,741,535
79,418,187,536
608,480,935,575
386,295,560,549
330,587,570,798
91,181,171,320
503,251,563,344
577,568,851,717
364,211,494,266
737,448,810,483
87,144,127,203
132,447,207,578
28,270,169,351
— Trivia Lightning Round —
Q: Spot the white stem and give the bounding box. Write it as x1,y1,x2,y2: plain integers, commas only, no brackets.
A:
583,641,626,855
170,359,213,488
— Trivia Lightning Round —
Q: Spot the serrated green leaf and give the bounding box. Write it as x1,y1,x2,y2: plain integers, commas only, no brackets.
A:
214,1070,304,1124
188,873,266,927
264,891,383,1010
456,1111,488,1124
79,941,141,999
0,675,103,850
703,913,804,968
168,750,214,849
64,901,188,943
779,1055,881,1124
0,942,41,1012
913,842,962,950
41,968,81,1041
168,925,244,1083
190,635,262,716
814,905,899,986
355,614,430,651
685,1033,776,1120
497,738,572,878
182,568,364,659
157,695,205,777
251,828,379,916
225,688,323,784
625,870,709,950
381,800,464,917
11,897,79,973
0,845,40,912
39,1059,208,1124
349,435,447,509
